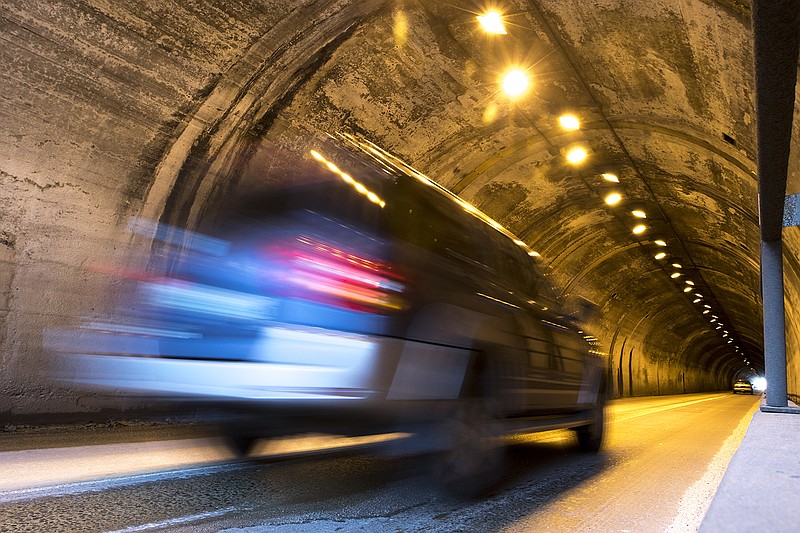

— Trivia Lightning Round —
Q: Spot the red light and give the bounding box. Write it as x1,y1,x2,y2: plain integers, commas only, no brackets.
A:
266,236,406,312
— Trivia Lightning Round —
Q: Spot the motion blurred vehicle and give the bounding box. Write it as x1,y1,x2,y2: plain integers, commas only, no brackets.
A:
48,126,607,495
733,380,754,394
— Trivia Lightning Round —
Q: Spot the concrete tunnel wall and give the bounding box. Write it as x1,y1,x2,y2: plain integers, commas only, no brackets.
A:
1,0,795,418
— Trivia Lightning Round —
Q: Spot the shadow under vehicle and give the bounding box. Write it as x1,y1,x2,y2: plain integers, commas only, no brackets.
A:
47,125,608,496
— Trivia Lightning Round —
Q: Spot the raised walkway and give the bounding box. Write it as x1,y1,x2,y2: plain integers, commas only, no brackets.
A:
700,397,800,532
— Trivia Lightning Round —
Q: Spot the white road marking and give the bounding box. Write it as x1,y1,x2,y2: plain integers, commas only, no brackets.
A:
105,506,242,532
665,398,760,532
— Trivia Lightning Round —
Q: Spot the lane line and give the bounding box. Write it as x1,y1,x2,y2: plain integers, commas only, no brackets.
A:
0,462,252,504
105,506,243,532
609,394,730,424
665,398,760,532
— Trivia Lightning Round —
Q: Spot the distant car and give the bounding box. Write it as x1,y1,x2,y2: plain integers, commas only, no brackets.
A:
48,128,607,496
733,380,754,394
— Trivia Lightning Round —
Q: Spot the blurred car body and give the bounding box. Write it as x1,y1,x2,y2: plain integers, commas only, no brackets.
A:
48,128,607,494
733,380,754,394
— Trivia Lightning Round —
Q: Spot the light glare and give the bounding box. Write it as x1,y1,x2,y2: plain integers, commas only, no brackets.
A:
655,252,666,260
602,173,619,183
478,10,507,34
632,224,647,234
605,192,622,205
632,210,647,218
502,69,530,98
559,114,580,131
655,240,667,246
566,147,588,164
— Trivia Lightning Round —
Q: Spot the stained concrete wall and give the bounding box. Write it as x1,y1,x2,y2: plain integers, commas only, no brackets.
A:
0,0,793,417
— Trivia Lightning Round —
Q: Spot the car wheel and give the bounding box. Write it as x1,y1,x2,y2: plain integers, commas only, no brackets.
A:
575,398,605,453
225,432,259,457
433,398,506,497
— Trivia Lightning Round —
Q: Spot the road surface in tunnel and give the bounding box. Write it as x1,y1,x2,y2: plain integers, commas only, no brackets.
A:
0,393,759,532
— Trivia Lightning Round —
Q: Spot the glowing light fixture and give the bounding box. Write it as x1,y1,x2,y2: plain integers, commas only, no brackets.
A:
605,192,622,205
671,272,681,278
632,224,647,234
710,318,716,322
683,287,692,293
704,304,711,308
695,293,703,298
702,310,710,314
672,263,682,268
654,240,667,246
632,210,647,218
501,69,530,98
602,173,619,183
558,114,581,131
686,280,695,286
477,10,507,34
310,150,386,208
655,252,667,260
566,146,588,164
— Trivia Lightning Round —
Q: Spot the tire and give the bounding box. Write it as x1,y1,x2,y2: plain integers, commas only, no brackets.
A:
432,398,507,497
575,399,605,453
225,431,259,457
432,351,508,497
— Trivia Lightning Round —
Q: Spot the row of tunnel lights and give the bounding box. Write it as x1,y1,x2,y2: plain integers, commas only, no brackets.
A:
478,9,744,358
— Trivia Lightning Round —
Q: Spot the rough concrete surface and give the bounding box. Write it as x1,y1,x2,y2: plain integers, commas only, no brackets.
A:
0,0,797,415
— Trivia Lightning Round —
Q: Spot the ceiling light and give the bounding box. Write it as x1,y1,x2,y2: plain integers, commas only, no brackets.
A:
671,272,681,278
601,173,619,183
683,287,692,293
694,298,701,303
654,240,667,246
631,210,647,218
710,318,716,322
686,280,694,286
559,114,580,131
566,146,588,164
477,10,507,34
501,69,530,98
703,310,710,314
704,304,711,308
672,263,682,268
632,224,647,234
605,192,622,205
695,293,703,298
655,252,667,260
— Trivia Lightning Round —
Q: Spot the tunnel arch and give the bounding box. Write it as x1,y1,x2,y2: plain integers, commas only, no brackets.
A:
5,0,800,416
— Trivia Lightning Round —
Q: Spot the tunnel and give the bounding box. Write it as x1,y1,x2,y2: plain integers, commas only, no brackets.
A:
1,0,799,419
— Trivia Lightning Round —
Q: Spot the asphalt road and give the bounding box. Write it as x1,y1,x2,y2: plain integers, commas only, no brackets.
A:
0,392,760,532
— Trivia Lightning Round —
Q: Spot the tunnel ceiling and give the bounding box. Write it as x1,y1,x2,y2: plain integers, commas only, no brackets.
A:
143,0,767,378
4,0,773,386
147,0,764,378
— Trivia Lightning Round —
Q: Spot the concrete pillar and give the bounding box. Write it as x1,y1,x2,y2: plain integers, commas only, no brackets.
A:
761,238,788,407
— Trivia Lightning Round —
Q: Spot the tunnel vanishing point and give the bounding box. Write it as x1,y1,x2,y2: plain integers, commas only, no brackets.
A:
1,0,799,418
